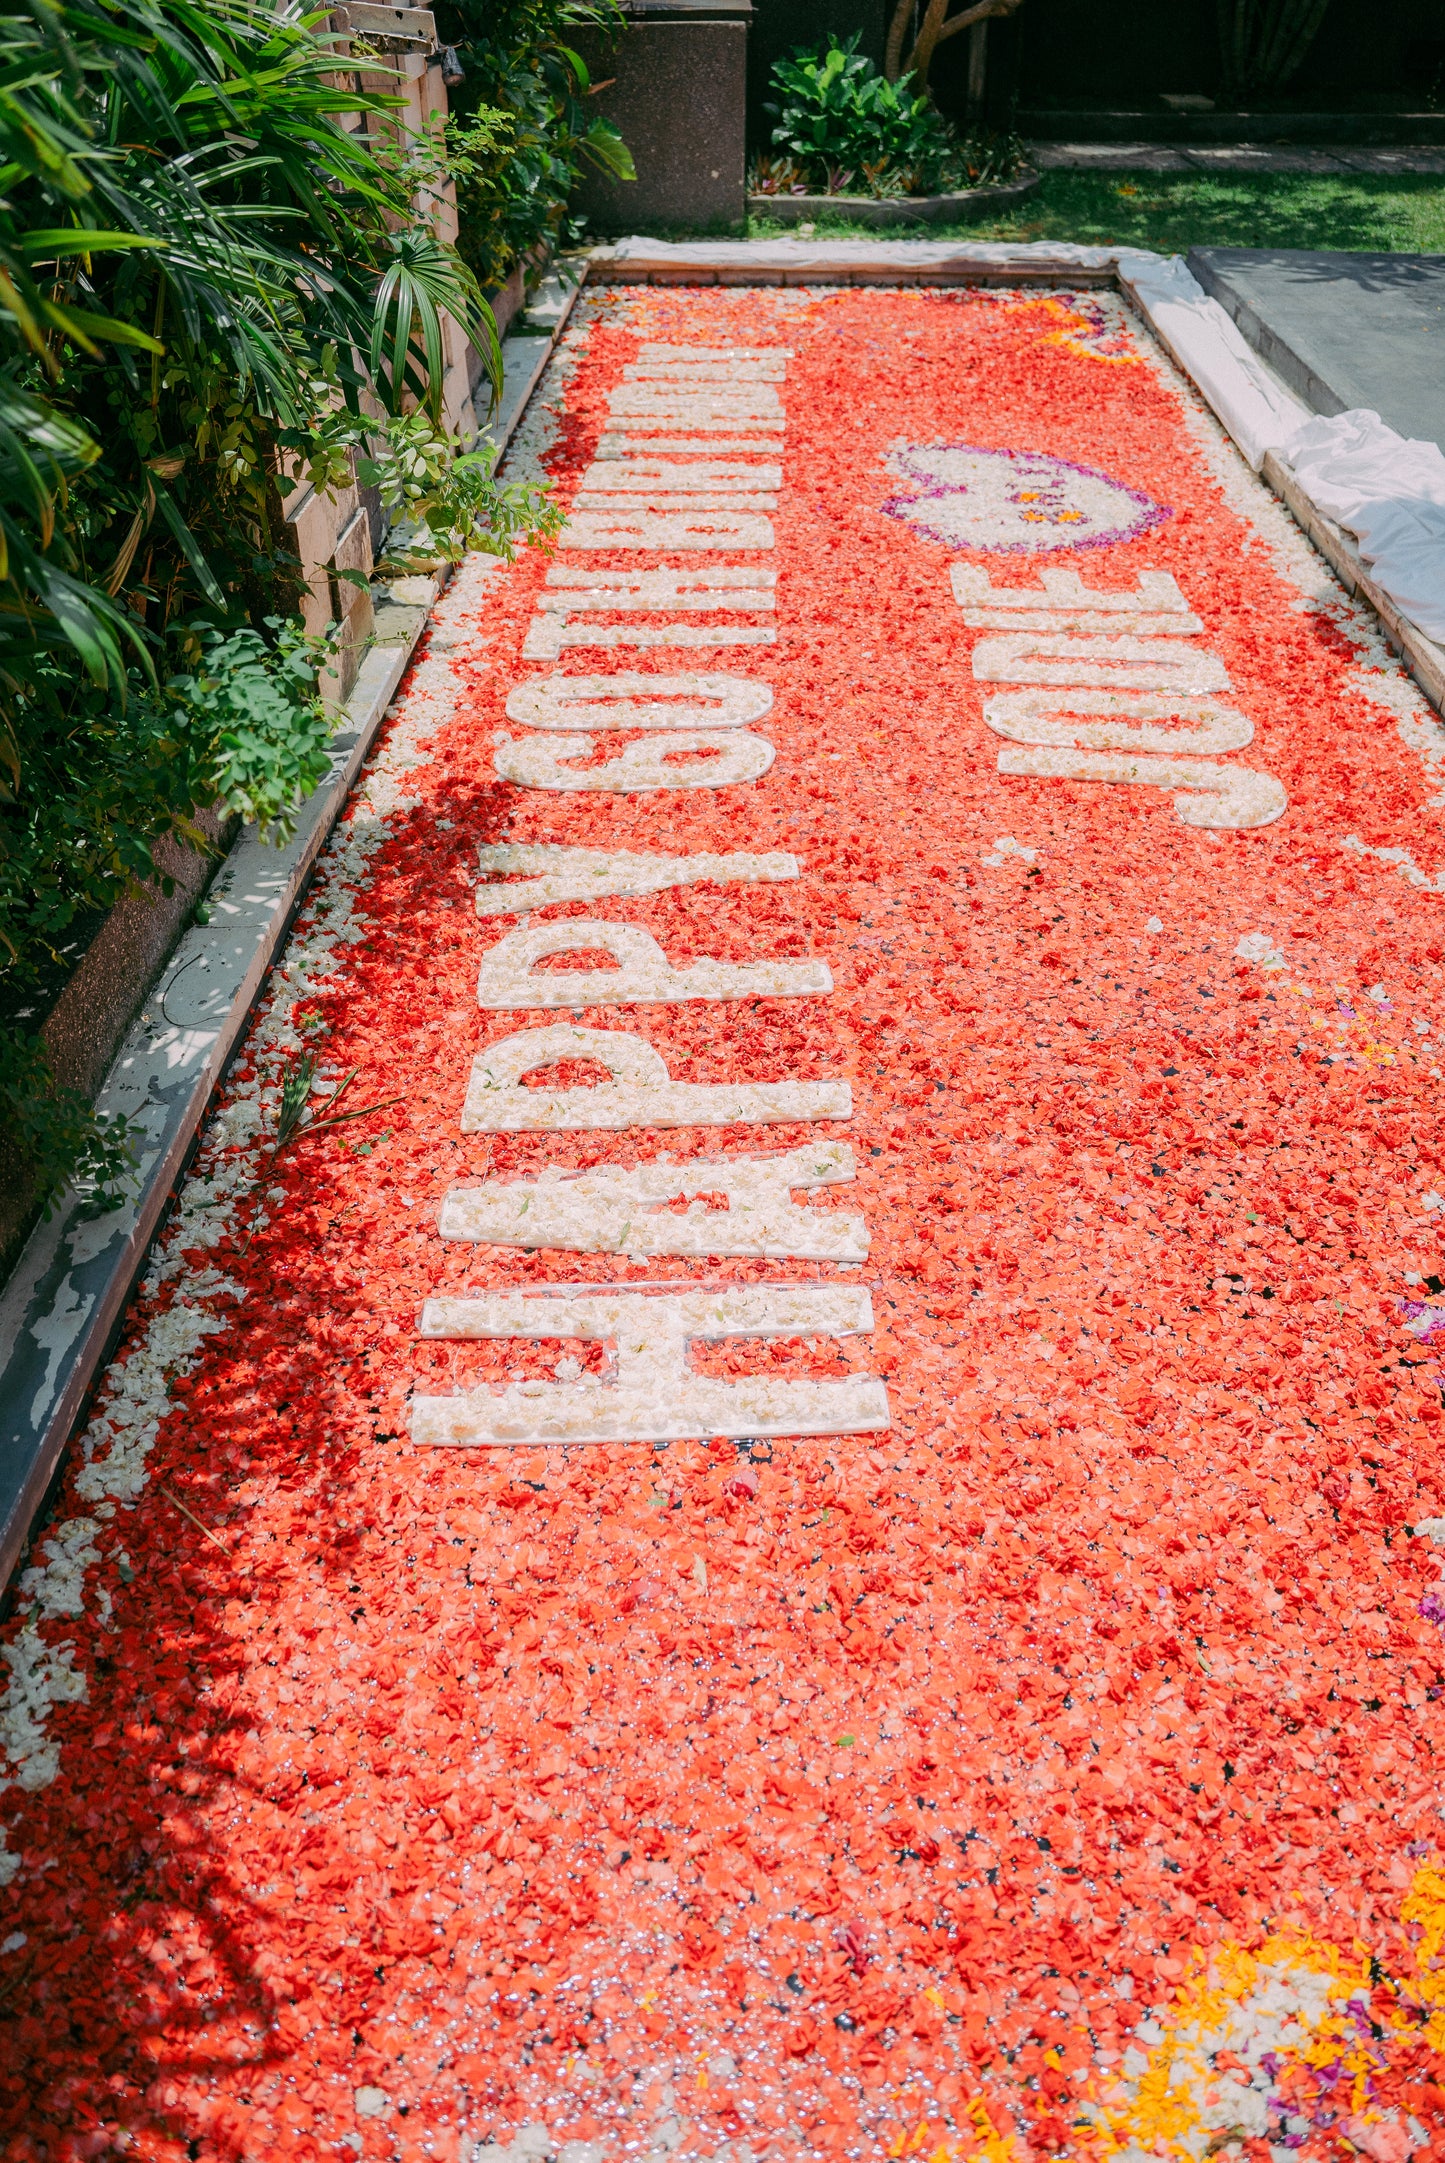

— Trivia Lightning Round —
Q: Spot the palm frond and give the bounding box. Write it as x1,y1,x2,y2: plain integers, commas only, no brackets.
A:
370,227,500,419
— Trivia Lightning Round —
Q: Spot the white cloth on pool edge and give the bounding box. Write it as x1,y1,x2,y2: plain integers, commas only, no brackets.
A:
1277,408,1445,643
1114,248,1312,472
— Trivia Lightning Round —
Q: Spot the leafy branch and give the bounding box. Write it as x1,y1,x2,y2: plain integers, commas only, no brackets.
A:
270,1053,402,1160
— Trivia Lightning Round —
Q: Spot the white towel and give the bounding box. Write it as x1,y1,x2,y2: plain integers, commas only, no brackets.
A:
1279,407,1445,641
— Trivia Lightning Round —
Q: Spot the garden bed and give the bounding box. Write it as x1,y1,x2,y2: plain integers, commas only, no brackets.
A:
748,169,1040,226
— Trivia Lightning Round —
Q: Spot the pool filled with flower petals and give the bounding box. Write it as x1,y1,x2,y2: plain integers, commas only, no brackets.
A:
5,284,1445,2163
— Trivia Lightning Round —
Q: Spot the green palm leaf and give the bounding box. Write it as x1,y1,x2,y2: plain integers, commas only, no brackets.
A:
0,0,556,1207
371,228,500,419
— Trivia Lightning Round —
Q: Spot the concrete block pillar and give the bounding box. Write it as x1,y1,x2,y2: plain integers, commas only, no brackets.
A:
572,0,753,233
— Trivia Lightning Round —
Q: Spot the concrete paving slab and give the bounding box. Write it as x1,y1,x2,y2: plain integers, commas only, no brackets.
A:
1187,247,1445,455
1031,142,1194,170
1022,109,1445,146
1338,147,1445,173
1180,146,1353,172
1032,141,1445,174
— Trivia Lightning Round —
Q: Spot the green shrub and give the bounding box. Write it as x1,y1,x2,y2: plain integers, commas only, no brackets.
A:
357,412,563,574
756,37,1025,199
437,0,634,289
0,0,554,1223
765,36,956,196
167,622,337,838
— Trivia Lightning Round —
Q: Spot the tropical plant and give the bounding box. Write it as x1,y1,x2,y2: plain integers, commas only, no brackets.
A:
766,37,957,196
0,0,551,1231
358,411,563,573
434,0,634,289
883,0,1026,94
762,37,1024,198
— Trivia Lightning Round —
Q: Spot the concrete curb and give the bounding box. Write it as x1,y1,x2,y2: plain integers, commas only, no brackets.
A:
587,237,1117,286
0,602,437,1596
0,271,583,1597
483,261,584,451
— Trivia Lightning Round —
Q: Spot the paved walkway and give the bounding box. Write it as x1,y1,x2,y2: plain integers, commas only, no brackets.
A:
1032,142,1445,174
6,283,1445,2162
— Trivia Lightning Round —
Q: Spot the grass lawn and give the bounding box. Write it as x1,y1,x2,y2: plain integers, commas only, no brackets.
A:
740,170,1445,252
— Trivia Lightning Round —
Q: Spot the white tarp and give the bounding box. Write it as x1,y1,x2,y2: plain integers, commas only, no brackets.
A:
1113,249,1312,470
1276,408,1445,643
